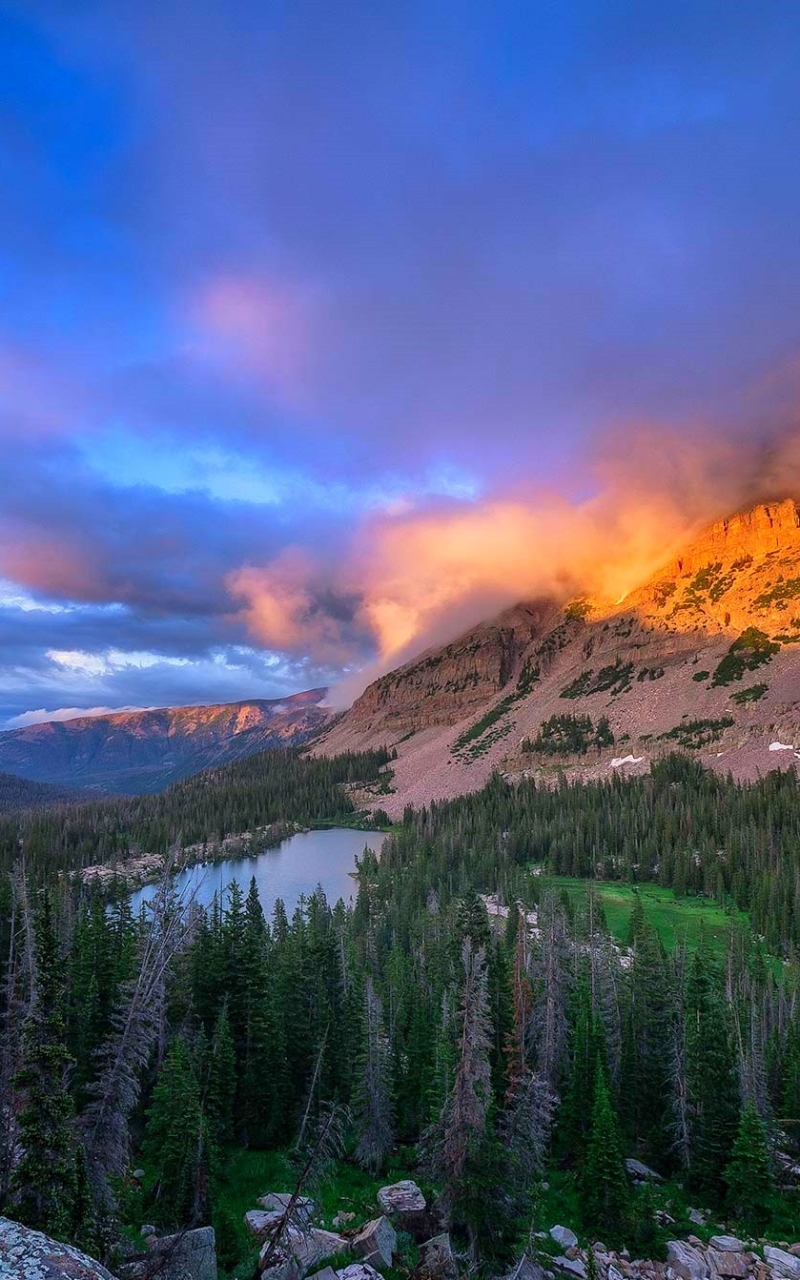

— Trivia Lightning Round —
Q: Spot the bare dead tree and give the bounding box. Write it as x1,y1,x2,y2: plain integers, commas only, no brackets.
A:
530,894,570,1093
80,876,194,1208
353,976,393,1172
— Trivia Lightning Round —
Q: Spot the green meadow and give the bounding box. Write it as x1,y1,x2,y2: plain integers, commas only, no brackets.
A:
539,875,752,953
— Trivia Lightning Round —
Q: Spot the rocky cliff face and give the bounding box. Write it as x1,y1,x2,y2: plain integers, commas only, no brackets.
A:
319,500,800,814
342,601,561,737
0,689,331,794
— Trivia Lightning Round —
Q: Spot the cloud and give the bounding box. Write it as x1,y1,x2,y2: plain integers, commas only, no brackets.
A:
230,426,800,703
5,705,147,729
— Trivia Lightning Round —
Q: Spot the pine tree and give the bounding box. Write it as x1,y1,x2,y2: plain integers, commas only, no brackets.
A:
12,892,78,1239
684,946,739,1198
724,1102,774,1227
205,1007,237,1151
143,1036,209,1228
580,1057,630,1240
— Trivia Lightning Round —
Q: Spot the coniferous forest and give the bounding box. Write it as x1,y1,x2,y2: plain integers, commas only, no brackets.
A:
2,750,800,1274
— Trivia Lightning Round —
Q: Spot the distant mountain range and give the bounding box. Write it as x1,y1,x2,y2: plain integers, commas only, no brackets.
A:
0,689,331,795
318,498,800,813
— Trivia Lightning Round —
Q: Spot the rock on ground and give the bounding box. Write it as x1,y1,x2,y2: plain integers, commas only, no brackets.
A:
247,1210,284,1239
418,1233,457,1280
259,1196,316,1227
625,1159,663,1182
122,1227,217,1280
335,1267,384,1280
551,1228,579,1251
352,1218,397,1270
0,1216,117,1280
377,1181,426,1217
764,1250,800,1280
710,1241,745,1256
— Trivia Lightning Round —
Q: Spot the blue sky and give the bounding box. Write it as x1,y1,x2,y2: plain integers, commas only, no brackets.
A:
1,0,799,724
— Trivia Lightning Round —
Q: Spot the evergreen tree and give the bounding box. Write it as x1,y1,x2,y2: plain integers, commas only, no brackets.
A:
684,946,739,1198
724,1102,774,1226
143,1036,209,1228
205,1007,237,1151
12,892,77,1239
580,1057,630,1240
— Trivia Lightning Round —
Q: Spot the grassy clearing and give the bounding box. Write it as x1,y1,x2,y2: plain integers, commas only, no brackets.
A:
213,1149,418,1277
538,876,748,953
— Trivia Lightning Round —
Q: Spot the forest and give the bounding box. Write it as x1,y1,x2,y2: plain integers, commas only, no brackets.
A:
1,750,800,1275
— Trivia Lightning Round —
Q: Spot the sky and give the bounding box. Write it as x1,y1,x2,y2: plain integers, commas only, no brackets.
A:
1,0,800,726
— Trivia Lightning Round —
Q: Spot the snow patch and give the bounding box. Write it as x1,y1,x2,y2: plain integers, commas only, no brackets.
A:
769,741,795,751
610,754,644,768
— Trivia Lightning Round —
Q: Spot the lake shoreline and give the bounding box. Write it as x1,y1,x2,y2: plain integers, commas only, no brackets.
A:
124,825,387,920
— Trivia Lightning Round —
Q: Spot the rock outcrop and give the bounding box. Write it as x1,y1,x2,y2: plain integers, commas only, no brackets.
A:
0,1215,117,1279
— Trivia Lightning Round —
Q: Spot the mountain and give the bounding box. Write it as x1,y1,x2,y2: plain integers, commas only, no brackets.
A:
319,498,800,813
0,689,331,794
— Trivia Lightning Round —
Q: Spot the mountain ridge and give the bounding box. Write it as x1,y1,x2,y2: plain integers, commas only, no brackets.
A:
317,498,800,813
0,688,331,794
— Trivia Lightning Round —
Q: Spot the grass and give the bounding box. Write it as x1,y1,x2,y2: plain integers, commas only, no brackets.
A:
538,876,749,954
213,1149,419,1277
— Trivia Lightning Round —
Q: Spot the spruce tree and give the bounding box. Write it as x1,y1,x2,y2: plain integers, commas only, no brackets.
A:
580,1057,630,1240
12,892,77,1239
143,1036,209,1228
684,946,739,1198
724,1102,774,1227
205,1008,237,1151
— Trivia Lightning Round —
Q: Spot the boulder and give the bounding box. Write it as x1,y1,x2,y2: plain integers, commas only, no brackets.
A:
419,1233,458,1280
309,1269,339,1280
333,1213,356,1229
247,1210,284,1239
297,1229,350,1269
260,1194,316,1226
352,1217,397,1269
336,1268,383,1280
710,1240,745,1255
666,1240,709,1280
707,1251,749,1279
551,1227,579,1251
765,1248,800,1279
258,1229,306,1278
625,1159,663,1182
552,1258,587,1280
688,1211,707,1227
0,1216,116,1280
503,1256,546,1280
378,1180,426,1217
123,1227,218,1280
260,1260,303,1280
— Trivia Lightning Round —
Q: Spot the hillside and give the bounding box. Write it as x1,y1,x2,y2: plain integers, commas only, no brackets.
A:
0,689,332,794
0,771,86,814
319,498,800,812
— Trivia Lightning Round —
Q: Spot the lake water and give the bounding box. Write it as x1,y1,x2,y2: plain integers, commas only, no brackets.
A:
128,826,385,918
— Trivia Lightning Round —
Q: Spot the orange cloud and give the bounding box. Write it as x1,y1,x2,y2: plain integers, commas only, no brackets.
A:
227,426,800,702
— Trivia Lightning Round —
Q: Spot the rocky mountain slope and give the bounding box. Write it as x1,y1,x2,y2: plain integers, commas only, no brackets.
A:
0,689,331,794
319,499,800,814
